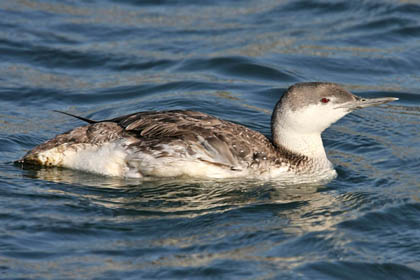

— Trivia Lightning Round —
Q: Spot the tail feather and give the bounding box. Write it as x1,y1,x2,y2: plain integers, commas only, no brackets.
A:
53,110,98,124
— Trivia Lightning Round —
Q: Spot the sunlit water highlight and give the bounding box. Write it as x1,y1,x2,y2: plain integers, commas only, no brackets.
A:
1,0,419,279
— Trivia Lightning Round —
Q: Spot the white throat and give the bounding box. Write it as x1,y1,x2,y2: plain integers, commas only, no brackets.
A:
271,103,341,166
273,125,328,160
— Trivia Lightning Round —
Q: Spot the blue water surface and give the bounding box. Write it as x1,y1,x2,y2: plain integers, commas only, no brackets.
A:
0,0,419,279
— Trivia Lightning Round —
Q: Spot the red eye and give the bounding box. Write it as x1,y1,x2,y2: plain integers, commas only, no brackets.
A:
321,98,330,103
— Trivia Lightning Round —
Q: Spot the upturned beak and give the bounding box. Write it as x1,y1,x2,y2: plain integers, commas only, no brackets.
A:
337,96,398,111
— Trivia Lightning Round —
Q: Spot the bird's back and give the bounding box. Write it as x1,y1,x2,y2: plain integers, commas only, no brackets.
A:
20,110,281,178
114,110,280,177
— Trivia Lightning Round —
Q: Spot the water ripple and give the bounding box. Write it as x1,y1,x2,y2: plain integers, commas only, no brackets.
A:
1,0,419,279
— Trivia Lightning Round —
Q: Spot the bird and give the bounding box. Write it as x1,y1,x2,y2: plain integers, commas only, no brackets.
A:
17,82,398,183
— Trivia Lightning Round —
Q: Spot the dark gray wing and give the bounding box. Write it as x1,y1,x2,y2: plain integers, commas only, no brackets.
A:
113,110,277,168
114,110,223,138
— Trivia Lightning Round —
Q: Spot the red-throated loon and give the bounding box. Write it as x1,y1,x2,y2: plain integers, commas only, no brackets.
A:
17,82,398,183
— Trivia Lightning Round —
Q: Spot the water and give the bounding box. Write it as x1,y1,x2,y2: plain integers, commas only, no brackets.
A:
1,0,419,279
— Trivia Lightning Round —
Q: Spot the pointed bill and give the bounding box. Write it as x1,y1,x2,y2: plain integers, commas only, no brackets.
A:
336,96,398,111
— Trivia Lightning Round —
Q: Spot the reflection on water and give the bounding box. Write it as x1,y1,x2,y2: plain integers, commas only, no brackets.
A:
24,166,345,234
16,165,369,276
2,0,420,278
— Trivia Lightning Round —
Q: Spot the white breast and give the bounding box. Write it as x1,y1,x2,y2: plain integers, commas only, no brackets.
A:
33,139,336,182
